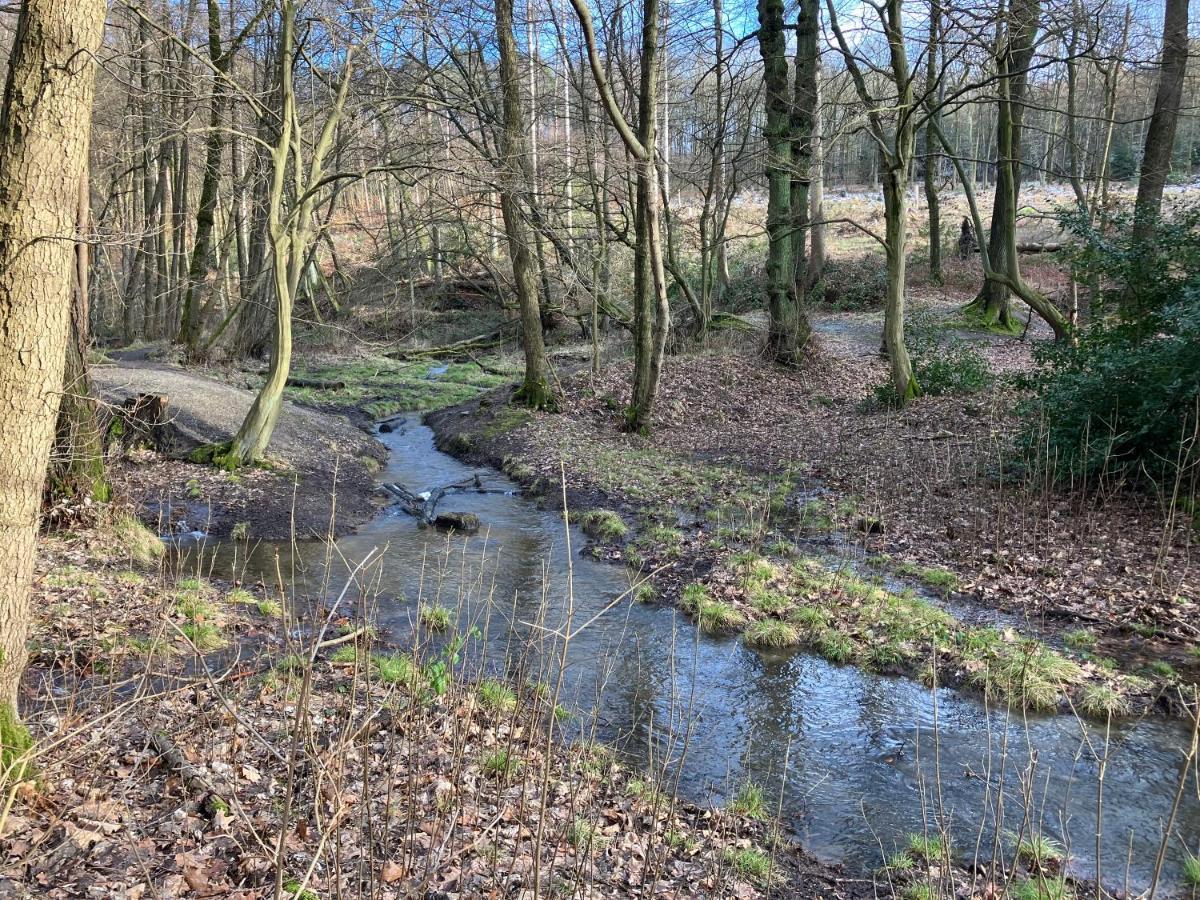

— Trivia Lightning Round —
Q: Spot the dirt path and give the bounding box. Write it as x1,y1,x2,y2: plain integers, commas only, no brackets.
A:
95,360,386,539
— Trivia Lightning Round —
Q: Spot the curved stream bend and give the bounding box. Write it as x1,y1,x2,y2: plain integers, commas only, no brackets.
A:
205,414,1199,893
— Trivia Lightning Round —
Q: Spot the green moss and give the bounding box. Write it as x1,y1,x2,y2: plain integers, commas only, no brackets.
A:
110,513,164,566
0,702,33,781
483,402,536,437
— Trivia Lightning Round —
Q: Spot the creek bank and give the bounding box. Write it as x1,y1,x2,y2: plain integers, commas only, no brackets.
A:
7,526,894,899
96,359,386,540
426,375,1197,720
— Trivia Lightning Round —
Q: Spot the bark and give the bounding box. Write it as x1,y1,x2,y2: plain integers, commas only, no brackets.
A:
223,0,354,467
923,0,943,284
965,0,1041,332
1132,0,1189,247
48,168,110,512
790,0,819,309
496,0,555,409
758,0,802,365
0,0,106,767
569,0,670,433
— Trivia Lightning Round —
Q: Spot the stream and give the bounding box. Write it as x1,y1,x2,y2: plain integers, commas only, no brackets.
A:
191,414,1199,894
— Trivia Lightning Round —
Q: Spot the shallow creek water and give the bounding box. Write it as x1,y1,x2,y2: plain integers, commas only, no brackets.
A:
193,415,1198,893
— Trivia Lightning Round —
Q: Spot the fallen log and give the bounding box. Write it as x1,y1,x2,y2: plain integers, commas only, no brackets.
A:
386,322,518,361
381,474,506,529
287,375,347,390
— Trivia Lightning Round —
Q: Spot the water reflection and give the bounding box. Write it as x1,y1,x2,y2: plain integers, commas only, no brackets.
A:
184,415,1197,893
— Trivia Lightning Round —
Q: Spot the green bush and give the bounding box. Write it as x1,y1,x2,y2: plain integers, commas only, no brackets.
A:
1025,207,1200,485
809,254,889,309
875,307,993,405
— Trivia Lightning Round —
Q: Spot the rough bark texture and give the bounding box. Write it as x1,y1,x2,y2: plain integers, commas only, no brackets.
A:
758,0,802,365
1132,0,1189,247
789,0,819,317
48,170,110,511
495,0,554,410
0,0,106,766
923,0,942,285
966,0,1040,332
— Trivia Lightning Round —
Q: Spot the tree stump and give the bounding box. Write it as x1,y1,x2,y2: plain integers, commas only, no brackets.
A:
107,393,174,454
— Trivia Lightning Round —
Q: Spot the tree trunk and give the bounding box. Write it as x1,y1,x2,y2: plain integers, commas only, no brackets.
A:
964,0,1041,332
48,167,110,511
0,0,106,769
496,0,555,409
923,0,943,285
790,0,820,309
758,0,805,365
1132,0,1189,247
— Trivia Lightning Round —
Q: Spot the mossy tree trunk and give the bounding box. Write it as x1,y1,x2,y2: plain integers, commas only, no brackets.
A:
223,0,355,467
757,0,809,366
495,0,554,410
0,0,106,770
963,0,1040,333
570,0,670,434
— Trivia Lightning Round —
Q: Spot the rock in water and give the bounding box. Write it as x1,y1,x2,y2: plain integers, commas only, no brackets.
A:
433,511,480,533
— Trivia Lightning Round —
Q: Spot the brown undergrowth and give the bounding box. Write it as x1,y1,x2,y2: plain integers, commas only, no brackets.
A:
2,527,878,899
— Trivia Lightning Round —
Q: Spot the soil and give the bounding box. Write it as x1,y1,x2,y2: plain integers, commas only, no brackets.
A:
95,360,387,540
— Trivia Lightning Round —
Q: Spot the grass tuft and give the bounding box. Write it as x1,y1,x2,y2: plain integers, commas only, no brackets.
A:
723,846,772,882
419,604,453,631
478,679,517,713
580,509,627,542
743,618,801,648
728,780,767,819
697,600,746,634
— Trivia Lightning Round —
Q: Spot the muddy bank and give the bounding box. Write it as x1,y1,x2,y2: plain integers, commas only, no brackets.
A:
96,360,386,540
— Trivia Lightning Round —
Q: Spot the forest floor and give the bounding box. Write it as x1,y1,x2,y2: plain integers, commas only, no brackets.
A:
5,526,903,899
94,358,387,540
427,296,1199,721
